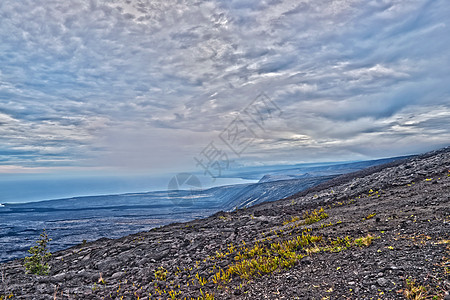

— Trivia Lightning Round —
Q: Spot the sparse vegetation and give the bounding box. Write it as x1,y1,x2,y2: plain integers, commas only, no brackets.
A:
303,207,329,225
23,229,52,275
354,235,374,247
402,277,428,300
363,212,377,220
283,216,300,225
4,152,449,299
154,267,168,281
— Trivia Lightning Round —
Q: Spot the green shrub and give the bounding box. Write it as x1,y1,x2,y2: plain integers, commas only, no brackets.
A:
24,229,52,275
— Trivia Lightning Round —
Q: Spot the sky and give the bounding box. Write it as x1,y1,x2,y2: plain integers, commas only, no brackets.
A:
0,0,449,202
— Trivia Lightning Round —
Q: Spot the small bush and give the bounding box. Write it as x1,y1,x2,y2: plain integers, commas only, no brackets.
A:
154,267,168,281
303,207,329,225
24,229,52,275
363,212,377,220
403,277,428,299
354,235,374,247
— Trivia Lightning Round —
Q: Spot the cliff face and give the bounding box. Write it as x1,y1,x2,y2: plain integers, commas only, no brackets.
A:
1,147,449,300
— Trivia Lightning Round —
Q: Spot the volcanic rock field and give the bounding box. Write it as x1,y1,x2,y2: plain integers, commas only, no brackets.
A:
1,147,449,299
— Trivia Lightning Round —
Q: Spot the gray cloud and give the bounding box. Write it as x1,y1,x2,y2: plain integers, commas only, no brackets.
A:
0,0,449,172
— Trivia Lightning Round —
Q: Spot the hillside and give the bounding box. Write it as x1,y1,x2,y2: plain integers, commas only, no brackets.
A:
1,147,449,299
1,158,392,263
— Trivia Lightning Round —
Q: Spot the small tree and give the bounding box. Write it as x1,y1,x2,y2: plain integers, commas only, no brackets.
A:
24,229,52,275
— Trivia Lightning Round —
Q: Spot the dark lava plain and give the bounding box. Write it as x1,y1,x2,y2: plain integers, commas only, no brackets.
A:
1,147,449,299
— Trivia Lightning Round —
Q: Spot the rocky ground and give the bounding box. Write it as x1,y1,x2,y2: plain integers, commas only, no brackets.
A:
1,147,449,300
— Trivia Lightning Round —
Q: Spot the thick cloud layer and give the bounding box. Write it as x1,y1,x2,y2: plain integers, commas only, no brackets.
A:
0,0,449,173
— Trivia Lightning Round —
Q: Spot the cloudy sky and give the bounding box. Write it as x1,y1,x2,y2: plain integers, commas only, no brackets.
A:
1,0,449,185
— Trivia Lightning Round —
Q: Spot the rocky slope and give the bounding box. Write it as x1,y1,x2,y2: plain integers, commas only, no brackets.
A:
1,147,449,300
